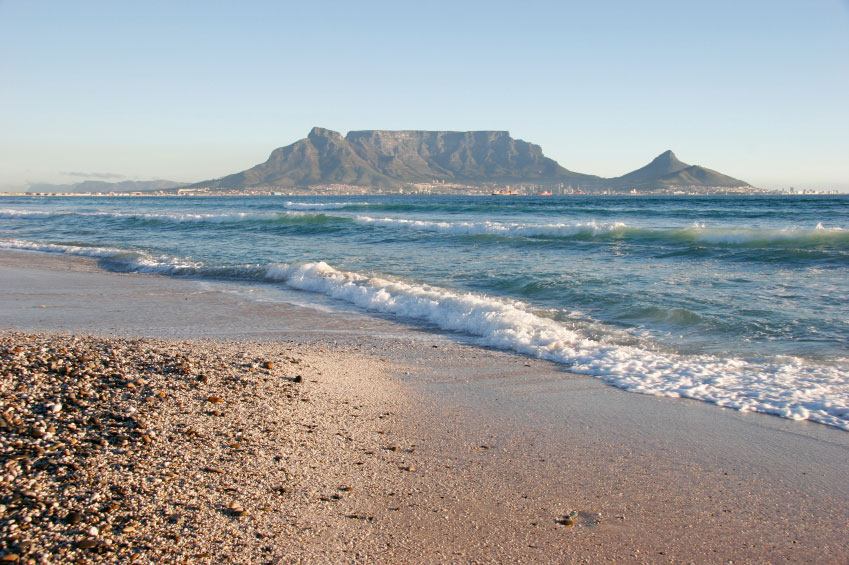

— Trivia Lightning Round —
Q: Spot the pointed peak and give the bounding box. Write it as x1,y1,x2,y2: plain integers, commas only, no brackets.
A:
654,149,679,161
647,150,686,171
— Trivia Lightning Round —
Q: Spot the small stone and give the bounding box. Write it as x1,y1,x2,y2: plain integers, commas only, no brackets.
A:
293,375,302,383
87,526,99,537
0,554,20,562
156,391,167,399
77,538,98,550
558,511,578,526
226,501,246,517
264,361,274,370
66,510,83,524
207,396,223,403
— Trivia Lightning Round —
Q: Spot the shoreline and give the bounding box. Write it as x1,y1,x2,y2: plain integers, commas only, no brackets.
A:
2,250,849,562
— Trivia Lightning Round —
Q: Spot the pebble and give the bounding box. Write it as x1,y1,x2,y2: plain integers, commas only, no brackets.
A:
226,501,247,517
0,331,410,562
77,538,98,550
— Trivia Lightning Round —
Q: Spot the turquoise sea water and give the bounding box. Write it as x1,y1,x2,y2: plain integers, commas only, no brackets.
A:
2,194,848,429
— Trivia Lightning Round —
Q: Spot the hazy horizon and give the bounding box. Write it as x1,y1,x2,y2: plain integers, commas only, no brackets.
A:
1,1,847,193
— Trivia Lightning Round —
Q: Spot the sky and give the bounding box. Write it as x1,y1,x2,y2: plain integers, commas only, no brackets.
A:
1,0,847,192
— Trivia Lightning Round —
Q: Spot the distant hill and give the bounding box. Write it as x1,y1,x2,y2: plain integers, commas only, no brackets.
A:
190,127,599,189
609,150,749,190
28,179,183,193
612,150,689,185
186,128,752,192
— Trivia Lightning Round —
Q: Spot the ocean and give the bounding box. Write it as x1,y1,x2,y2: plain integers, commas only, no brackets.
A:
2,194,847,429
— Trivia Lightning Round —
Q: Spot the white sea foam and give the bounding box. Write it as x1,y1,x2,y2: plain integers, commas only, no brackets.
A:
0,209,70,219
0,209,298,223
265,261,849,430
125,211,285,223
0,239,203,273
355,216,628,237
354,215,849,248
679,224,848,246
4,237,848,430
283,202,357,210
6,207,845,248
0,238,129,258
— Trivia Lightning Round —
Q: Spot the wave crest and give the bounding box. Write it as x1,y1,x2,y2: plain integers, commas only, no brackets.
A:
355,215,849,250
265,261,848,430
4,238,847,430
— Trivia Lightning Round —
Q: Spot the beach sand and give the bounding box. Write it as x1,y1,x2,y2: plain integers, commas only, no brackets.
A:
2,250,848,563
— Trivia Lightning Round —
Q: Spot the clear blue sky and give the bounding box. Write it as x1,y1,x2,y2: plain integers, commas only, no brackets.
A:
1,0,847,191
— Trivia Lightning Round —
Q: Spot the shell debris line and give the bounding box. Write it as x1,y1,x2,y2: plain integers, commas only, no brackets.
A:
0,331,415,564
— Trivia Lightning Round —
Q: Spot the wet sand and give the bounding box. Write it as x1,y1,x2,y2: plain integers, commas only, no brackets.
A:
2,250,849,563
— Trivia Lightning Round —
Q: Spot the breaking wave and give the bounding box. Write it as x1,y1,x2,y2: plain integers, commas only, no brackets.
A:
355,216,849,250
266,261,849,430
0,208,352,226
5,236,845,431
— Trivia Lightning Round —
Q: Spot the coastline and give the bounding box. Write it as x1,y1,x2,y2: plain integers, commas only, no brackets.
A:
2,249,849,563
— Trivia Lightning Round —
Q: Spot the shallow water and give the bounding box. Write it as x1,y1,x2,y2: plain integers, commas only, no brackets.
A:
2,194,847,429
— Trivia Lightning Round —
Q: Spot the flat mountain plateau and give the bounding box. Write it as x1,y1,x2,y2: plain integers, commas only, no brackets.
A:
189,128,750,192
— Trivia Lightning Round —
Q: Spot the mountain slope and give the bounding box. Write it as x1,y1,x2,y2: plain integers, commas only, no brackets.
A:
613,150,689,185
656,165,749,188
199,128,401,188
609,151,749,190
28,180,183,193
191,128,597,189
189,129,752,192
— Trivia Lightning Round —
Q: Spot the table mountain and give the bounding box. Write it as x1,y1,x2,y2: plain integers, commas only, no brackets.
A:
191,128,598,189
188,128,751,191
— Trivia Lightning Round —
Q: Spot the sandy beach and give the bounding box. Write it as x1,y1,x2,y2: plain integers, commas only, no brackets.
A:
2,250,849,564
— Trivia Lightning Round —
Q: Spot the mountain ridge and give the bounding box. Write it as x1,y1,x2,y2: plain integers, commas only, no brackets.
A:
28,179,183,193
608,150,748,190
188,128,751,192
